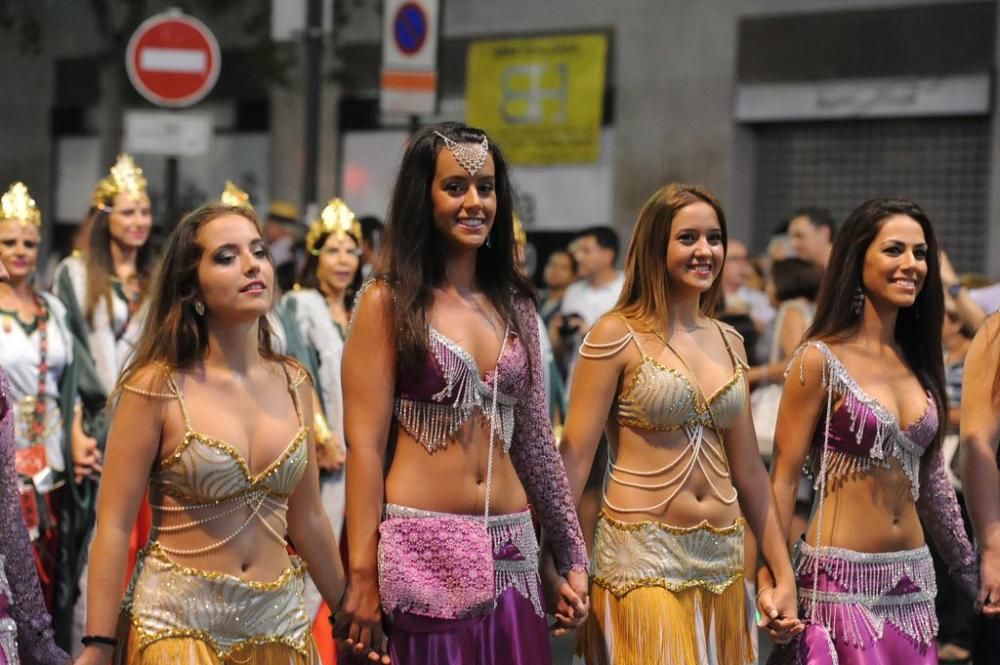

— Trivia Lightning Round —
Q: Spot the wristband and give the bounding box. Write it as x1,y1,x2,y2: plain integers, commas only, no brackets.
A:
81,634,118,647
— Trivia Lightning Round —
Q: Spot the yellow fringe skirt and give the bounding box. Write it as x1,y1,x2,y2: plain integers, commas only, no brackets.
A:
576,512,756,665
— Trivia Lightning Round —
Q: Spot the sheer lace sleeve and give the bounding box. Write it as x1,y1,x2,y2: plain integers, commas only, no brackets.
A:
0,373,70,664
916,445,979,599
508,297,588,575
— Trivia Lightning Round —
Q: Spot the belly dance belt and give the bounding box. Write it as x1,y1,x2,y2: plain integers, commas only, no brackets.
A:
794,540,938,648
591,511,744,597
121,542,312,659
378,504,544,621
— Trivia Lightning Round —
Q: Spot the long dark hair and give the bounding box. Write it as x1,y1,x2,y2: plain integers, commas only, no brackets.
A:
613,183,728,323
376,122,535,375
83,205,154,326
115,204,287,400
808,198,946,445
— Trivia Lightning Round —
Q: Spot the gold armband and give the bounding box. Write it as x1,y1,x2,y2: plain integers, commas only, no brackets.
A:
313,412,333,446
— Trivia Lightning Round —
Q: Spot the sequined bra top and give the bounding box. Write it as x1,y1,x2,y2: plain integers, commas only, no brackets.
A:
788,341,938,500
395,326,528,454
125,366,310,556
604,321,748,433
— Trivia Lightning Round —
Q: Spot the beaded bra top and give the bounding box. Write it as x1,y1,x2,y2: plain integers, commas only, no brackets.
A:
124,366,309,557
395,326,526,454
580,319,748,515
583,320,747,433
789,341,938,500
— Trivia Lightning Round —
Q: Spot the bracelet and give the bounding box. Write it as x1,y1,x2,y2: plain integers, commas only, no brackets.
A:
81,634,118,647
755,585,774,602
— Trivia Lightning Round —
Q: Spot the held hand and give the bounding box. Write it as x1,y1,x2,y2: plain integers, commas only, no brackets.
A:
334,580,391,664
542,557,589,635
976,546,1000,616
756,578,804,644
327,434,347,471
71,429,102,483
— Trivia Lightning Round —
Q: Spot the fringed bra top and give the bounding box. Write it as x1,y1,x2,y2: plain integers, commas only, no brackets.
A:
588,320,748,433
789,341,938,500
395,326,528,454
123,365,310,556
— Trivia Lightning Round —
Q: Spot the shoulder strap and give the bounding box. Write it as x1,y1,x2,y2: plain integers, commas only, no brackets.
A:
283,363,307,427
713,320,744,372
578,317,635,359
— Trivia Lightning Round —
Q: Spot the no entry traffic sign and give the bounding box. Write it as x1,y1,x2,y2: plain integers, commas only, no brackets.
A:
126,11,221,108
381,0,439,115
394,3,428,55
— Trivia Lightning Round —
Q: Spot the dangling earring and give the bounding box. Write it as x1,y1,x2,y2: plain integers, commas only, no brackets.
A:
193,300,205,316
851,287,865,316
485,234,492,249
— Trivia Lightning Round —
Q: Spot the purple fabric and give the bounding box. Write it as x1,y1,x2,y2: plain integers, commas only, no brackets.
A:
0,371,69,664
388,586,551,665
396,329,525,401
378,514,494,619
810,392,937,457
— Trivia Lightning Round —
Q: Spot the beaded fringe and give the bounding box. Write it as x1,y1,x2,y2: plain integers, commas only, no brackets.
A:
489,517,545,618
114,616,322,664
576,578,754,665
789,342,923,499
394,331,515,454
796,543,938,648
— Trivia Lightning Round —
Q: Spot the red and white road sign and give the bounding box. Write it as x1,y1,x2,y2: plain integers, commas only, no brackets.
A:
126,11,221,108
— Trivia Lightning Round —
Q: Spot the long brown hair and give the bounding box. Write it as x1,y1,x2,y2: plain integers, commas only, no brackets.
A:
807,198,947,447
115,204,287,399
612,183,727,325
82,205,154,326
376,122,535,376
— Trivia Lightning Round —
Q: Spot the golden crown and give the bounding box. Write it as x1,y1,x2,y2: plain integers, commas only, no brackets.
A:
306,198,361,254
91,153,148,208
0,182,41,228
512,213,527,249
220,180,253,211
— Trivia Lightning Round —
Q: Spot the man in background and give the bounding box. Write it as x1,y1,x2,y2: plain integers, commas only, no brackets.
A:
788,206,836,271
265,200,304,294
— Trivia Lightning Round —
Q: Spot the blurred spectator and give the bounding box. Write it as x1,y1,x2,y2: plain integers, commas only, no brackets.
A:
265,200,304,294
721,239,774,333
358,215,384,280
550,226,624,367
788,206,836,270
748,258,820,455
539,249,577,330
939,249,987,330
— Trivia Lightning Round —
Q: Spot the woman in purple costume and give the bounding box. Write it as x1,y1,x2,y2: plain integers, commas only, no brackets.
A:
336,122,589,665
0,255,70,664
765,198,979,664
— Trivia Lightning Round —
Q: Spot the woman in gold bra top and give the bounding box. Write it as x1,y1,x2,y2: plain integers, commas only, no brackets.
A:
76,204,349,665
557,183,802,665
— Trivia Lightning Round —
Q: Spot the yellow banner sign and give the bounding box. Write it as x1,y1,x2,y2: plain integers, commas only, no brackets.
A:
466,33,607,165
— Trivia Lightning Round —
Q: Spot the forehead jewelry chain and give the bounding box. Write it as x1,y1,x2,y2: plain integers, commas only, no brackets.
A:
434,131,489,176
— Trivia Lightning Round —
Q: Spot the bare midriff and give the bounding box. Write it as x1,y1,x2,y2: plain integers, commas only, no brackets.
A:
804,461,924,552
602,424,741,529
386,413,529,515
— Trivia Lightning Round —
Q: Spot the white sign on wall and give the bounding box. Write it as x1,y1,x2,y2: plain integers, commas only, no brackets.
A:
124,110,214,156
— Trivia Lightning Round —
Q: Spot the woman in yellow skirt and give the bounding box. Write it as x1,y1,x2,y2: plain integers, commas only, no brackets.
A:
74,204,363,665
553,184,802,664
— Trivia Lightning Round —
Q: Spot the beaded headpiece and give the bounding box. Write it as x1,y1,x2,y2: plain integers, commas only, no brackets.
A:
92,153,148,209
306,198,362,255
0,182,41,228
434,131,489,176
220,180,253,211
